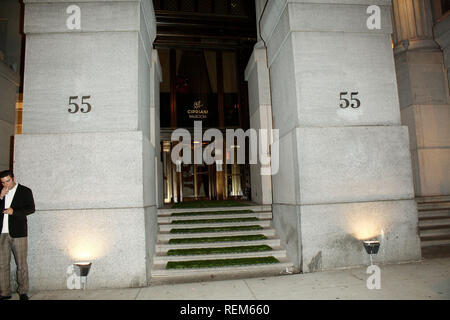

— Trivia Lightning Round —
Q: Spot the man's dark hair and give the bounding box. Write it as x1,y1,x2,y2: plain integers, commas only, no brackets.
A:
0,170,14,179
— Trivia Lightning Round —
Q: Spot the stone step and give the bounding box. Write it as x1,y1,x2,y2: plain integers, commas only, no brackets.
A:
156,238,281,254
158,228,276,241
421,244,450,258
420,229,450,238
159,220,271,232
421,239,450,247
417,202,450,211
416,199,450,252
418,209,450,220
416,196,450,204
151,206,294,285
418,219,450,230
153,248,287,264
158,211,272,223
157,205,272,216
150,257,295,285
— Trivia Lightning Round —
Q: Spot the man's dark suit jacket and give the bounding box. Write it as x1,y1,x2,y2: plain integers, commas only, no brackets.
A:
0,184,35,238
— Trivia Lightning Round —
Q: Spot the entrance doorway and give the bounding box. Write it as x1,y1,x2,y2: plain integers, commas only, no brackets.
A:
161,139,251,203
153,0,256,204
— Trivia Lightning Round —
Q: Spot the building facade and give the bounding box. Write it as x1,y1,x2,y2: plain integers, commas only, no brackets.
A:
0,0,448,290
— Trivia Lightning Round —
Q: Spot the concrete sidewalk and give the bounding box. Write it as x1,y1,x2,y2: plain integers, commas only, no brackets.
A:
12,257,450,300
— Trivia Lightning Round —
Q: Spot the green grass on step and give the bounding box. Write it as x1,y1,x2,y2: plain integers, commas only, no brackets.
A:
167,245,273,256
170,225,264,234
171,200,250,209
171,209,254,217
168,234,268,244
166,256,279,269
171,217,259,224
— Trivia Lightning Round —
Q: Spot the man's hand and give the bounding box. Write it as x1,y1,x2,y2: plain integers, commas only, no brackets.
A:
0,187,8,199
3,208,13,215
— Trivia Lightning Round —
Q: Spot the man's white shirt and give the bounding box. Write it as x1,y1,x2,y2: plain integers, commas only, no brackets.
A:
2,184,18,234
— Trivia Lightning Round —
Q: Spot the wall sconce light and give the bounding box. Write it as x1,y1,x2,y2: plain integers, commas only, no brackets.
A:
363,240,380,265
74,262,92,290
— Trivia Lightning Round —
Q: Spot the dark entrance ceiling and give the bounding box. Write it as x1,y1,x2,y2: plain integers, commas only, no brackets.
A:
152,0,257,50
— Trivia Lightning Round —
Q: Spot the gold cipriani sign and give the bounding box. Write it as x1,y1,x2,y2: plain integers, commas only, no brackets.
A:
187,100,208,119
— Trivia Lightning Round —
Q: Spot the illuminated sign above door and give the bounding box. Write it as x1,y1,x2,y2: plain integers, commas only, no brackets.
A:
187,100,209,119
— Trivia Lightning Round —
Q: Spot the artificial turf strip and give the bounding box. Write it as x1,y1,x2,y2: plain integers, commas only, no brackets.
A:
171,209,254,217
166,256,280,269
167,245,273,256
171,200,250,209
171,217,259,224
170,225,264,234
168,234,268,244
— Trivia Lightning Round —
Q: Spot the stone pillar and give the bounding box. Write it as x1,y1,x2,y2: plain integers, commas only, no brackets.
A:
15,0,158,289
434,15,450,90
150,49,164,208
260,0,421,272
0,0,22,171
392,0,450,197
255,0,266,42
245,46,273,205
0,62,18,170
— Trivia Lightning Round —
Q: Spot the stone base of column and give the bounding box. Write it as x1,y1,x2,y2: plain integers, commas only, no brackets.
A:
401,104,450,197
271,125,422,271
27,206,156,290
396,49,450,197
273,200,421,272
14,131,157,289
409,146,450,197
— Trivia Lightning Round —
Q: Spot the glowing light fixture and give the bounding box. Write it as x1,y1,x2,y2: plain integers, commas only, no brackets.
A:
363,240,380,255
363,240,380,265
74,262,92,290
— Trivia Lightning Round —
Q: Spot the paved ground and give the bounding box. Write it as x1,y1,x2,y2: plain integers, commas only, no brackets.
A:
422,244,450,259
8,257,448,300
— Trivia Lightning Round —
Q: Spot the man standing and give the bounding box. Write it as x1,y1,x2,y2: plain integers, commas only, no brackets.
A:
0,170,35,300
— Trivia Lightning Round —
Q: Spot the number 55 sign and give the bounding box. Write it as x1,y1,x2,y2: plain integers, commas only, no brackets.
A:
339,92,361,109
68,95,92,113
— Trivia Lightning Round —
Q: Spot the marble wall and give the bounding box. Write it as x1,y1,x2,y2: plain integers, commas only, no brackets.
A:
0,62,17,170
259,0,421,271
16,0,159,289
0,0,22,171
393,0,450,197
245,46,273,205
